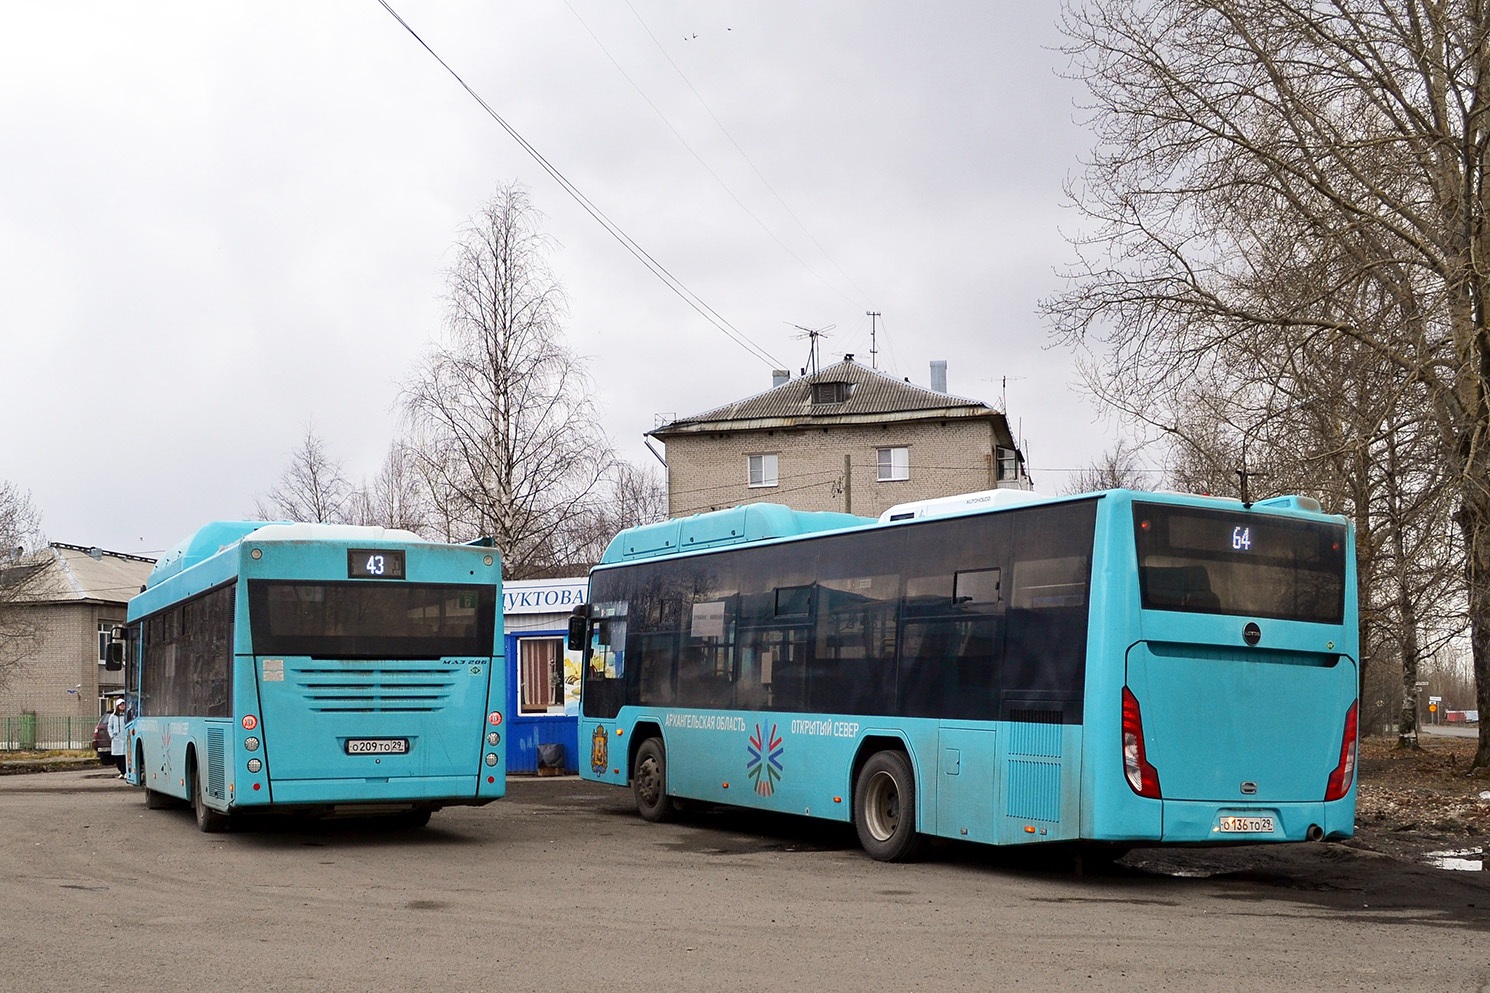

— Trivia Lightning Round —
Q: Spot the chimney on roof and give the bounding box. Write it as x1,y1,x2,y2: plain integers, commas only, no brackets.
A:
772,369,790,389
930,360,948,393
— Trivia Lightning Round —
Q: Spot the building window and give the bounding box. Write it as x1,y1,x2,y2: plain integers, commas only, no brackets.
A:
518,637,565,714
97,622,113,665
877,447,910,481
748,453,779,488
997,446,1023,481
811,381,853,405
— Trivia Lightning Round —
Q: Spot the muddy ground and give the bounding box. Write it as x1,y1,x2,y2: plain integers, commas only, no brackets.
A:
1348,732,1489,865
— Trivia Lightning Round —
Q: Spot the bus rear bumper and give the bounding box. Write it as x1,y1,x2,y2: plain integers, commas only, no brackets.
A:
244,774,498,806
1160,795,1356,843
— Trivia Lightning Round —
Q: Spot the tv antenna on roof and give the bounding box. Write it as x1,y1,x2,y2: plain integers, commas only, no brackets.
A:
788,323,835,377
980,375,1027,412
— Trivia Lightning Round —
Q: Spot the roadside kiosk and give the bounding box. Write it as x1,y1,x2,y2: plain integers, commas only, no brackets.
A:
502,577,586,773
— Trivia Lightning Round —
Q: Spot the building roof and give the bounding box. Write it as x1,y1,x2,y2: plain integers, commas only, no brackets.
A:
650,358,1001,436
12,543,156,606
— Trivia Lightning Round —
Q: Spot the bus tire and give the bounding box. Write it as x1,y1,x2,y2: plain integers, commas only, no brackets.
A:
389,809,432,829
632,738,675,823
191,758,230,833
854,750,923,862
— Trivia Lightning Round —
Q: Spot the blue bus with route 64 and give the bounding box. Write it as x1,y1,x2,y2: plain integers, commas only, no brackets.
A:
571,488,1358,860
121,521,507,831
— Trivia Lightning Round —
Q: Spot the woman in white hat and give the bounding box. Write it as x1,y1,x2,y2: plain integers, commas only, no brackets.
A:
106,698,128,779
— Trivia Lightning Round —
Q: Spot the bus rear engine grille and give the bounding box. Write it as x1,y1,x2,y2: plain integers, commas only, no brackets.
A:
295,667,457,712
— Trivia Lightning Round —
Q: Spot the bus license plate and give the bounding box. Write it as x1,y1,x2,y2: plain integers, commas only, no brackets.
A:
346,738,408,755
1218,815,1274,833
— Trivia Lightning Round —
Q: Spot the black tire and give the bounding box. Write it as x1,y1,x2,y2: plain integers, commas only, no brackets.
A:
389,809,432,829
853,750,923,862
191,758,230,833
1075,842,1131,875
632,738,675,823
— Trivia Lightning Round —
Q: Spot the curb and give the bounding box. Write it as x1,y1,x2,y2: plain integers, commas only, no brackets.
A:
0,756,106,776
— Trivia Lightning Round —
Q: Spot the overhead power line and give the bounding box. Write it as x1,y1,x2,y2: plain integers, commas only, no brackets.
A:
376,1,783,369
618,0,872,308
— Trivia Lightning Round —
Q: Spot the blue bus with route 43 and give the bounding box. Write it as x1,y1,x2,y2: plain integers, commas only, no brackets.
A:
121,521,507,831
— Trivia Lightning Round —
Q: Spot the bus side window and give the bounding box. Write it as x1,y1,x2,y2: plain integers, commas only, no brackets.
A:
679,598,735,708
1002,499,1098,721
582,606,629,720
590,619,625,678
1010,557,1087,609
954,568,1000,606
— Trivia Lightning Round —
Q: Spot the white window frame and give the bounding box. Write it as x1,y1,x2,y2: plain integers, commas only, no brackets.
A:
97,621,112,665
748,453,779,488
877,446,910,482
517,636,566,715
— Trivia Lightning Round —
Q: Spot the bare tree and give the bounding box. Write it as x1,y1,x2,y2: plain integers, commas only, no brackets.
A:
253,423,354,524
349,440,432,535
1051,0,1490,768
1064,439,1153,494
402,183,616,579
0,481,47,685
566,461,670,566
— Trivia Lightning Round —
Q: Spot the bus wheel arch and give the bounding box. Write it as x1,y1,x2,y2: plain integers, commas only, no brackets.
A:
852,741,924,862
629,727,675,824
139,742,169,809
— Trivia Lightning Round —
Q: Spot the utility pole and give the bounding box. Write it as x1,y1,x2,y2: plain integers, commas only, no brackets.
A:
844,453,852,514
866,311,881,369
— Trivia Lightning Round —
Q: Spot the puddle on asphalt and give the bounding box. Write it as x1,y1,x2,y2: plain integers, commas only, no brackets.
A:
1423,848,1484,871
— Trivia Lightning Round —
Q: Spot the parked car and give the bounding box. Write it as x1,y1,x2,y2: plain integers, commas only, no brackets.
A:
93,715,112,764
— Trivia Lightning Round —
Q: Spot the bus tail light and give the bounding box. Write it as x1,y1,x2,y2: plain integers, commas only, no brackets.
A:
1324,701,1358,801
1121,687,1161,798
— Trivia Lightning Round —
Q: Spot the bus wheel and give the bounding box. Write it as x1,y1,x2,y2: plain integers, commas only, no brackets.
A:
389,809,432,829
854,751,923,862
632,738,675,823
190,759,230,833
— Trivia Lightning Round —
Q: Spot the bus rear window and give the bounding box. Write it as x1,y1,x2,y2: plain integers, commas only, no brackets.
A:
248,581,496,659
1133,503,1346,624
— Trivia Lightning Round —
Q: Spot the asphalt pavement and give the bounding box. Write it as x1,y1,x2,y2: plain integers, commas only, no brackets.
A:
2,768,1488,993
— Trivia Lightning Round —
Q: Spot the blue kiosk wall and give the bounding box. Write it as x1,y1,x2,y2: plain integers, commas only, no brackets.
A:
502,578,587,774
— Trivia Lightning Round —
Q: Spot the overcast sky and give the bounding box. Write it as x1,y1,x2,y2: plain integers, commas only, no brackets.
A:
1,1,1117,556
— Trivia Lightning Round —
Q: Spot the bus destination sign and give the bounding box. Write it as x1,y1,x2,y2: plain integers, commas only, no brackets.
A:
347,548,406,580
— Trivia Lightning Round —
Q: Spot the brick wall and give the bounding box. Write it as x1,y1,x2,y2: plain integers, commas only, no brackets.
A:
665,419,1010,518
0,602,126,720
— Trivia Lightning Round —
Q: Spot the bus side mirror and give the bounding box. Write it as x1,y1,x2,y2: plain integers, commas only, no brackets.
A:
105,641,124,671
567,604,590,652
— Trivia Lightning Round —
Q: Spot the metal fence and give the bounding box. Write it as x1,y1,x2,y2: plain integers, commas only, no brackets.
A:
0,715,97,751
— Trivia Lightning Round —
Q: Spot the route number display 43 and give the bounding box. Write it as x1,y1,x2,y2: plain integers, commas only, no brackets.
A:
347,549,406,579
